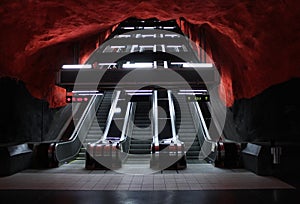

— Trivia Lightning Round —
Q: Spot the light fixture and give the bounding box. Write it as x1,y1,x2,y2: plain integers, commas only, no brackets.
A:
123,27,135,29
125,90,152,93
72,90,99,93
171,62,213,68
62,64,92,69
114,107,122,113
122,62,153,69
127,93,152,96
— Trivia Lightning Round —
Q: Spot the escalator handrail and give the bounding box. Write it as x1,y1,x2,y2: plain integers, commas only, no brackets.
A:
54,95,100,163
192,101,214,143
118,102,135,153
96,90,121,142
59,95,98,143
152,90,159,147
167,90,181,143
56,103,80,141
206,102,225,141
119,102,133,142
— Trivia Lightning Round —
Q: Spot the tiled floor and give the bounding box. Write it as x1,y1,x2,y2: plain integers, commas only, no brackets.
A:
0,161,298,204
0,162,294,191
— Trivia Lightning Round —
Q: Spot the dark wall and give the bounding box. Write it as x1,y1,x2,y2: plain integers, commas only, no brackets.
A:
224,78,300,145
0,77,64,144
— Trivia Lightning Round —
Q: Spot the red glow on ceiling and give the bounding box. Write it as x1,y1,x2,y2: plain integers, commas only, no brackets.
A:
0,0,299,108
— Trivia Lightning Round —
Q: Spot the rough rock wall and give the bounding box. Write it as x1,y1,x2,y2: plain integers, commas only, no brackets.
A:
1,0,299,108
222,78,300,144
0,78,60,144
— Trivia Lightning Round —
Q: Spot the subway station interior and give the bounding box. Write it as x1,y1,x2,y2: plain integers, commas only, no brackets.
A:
0,1,300,203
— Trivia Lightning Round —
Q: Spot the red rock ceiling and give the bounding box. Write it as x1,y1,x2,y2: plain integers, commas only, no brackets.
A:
0,0,299,108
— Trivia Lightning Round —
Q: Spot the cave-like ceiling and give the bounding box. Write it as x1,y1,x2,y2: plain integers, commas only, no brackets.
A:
0,0,299,108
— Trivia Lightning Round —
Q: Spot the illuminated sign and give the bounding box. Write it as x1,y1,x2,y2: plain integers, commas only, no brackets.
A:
186,95,209,102
66,92,93,103
66,96,89,103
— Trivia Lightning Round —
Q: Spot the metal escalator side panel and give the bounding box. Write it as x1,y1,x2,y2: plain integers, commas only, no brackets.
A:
167,90,178,141
153,90,159,149
192,101,213,142
189,101,217,160
120,102,133,142
119,102,134,153
99,90,121,142
104,94,129,142
54,94,102,164
78,91,114,160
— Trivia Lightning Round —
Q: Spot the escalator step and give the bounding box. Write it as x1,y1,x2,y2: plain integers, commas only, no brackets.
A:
130,140,152,144
187,151,201,156
87,130,104,135
177,129,197,133
130,144,151,149
129,149,151,154
187,146,201,151
179,134,198,138
84,138,100,143
132,131,152,135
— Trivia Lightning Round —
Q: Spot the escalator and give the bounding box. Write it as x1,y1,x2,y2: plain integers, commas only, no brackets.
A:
150,90,187,170
75,91,113,160
123,100,153,167
85,90,128,170
129,101,152,154
173,94,203,163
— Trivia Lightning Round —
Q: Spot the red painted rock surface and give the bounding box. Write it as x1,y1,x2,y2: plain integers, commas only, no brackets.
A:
0,0,299,107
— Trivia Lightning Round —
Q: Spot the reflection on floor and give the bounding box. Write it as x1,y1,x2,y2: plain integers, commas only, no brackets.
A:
0,161,294,191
